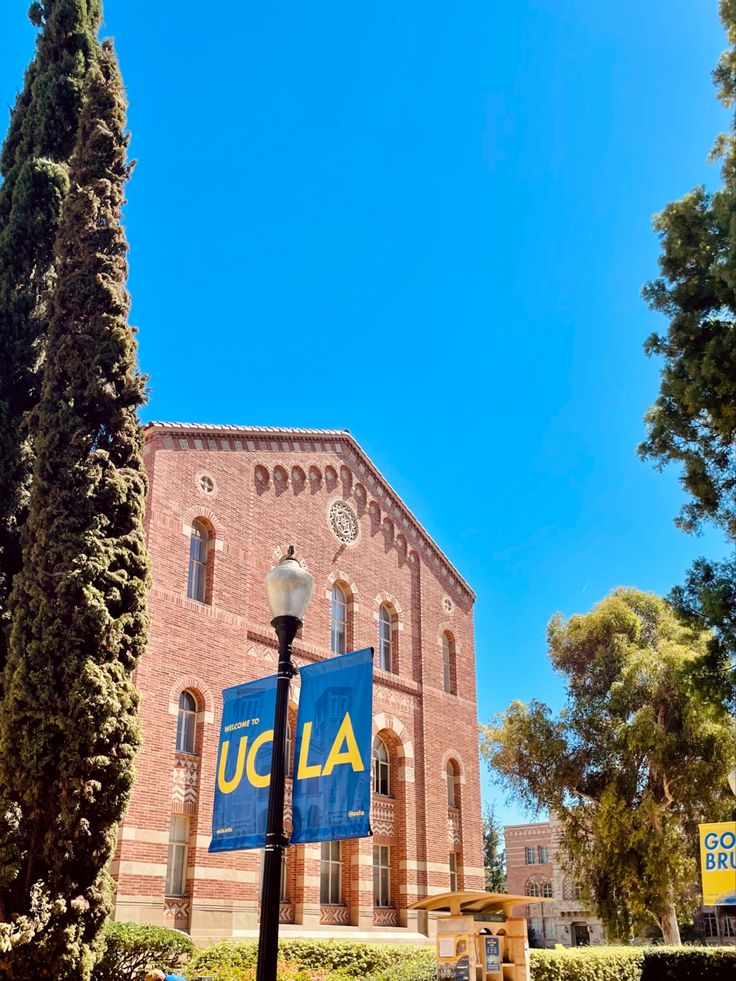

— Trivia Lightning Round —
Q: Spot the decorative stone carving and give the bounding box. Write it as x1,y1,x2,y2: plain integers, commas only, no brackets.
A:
371,797,396,838
442,596,453,615
172,755,199,809
279,901,295,924
373,907,399,927
448,807,462,847
328,500,359,545
164,898,190,930
320,904,350,925
197,473,215,495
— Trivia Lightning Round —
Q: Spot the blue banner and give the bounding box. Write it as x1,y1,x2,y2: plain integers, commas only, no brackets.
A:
209,675,277,852
291,648,373,844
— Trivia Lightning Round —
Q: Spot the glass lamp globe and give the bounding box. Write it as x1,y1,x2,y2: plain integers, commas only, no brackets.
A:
264,547,314,621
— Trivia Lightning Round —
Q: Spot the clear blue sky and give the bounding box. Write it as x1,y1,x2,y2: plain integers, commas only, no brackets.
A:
1,1,731,827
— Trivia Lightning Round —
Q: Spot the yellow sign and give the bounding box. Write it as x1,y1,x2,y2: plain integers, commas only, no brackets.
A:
699,822,736,906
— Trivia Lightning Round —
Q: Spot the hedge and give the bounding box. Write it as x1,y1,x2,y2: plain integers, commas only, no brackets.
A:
186,940,427,980
92,921,195,981
187,939,736,981
529,948,643,981
529,946,736,981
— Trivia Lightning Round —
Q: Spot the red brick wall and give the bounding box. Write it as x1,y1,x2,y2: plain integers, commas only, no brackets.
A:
114,424,484,939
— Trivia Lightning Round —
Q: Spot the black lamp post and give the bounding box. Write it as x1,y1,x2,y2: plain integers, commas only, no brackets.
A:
729,768,736,823
256,546,314,981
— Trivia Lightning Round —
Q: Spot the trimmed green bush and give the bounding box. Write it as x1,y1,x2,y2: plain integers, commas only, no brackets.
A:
92,921,195,981
529,945,736,981
640,946,736,981
529,947,643,981
187,940,432,981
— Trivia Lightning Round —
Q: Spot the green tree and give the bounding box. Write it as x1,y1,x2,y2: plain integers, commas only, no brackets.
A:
481,588,736,945
0,39,149,980
482,803,506,893
640,0,736,700
0,0,101,681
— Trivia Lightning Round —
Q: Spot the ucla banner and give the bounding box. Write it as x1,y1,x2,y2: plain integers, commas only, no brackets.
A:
700,822,736,905
291,648,373,844
209,675,277,852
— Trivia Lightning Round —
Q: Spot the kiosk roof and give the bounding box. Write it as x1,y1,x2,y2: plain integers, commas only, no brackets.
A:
409,891,554,917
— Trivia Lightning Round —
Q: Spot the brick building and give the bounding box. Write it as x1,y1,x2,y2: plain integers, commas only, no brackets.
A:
111,422,484,943
504,821,606,948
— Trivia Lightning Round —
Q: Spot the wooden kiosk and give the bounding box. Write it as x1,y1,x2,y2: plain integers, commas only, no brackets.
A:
410,891,552,981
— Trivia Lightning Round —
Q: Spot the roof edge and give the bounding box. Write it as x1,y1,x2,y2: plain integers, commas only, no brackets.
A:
143,421,476,600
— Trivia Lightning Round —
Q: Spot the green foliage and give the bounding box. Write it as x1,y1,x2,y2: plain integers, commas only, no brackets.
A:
482,802,506,892
528,946,736,981
640,1,736,703
481,588,736,943
0,32,150,981
92,921,194,981
0,0,102,680
187,941,432,981
529,947,643,981
367,948,436,981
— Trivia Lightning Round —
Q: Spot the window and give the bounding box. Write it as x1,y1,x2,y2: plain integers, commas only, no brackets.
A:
446,762,457,807
331,584,348,654
541,881,553,898
573,882,582,901
538,846,549,864
526,882,540,898
525,847,536,865
378,604,392,671
530,917,543,940
165,814,190,896
373,845,391,907
258,850,288,903
320,841,342,904
703,912,718,938
176,690,197,754
187,520,209,603
723,913,736,939
544,919,556,940
449,852,458,892
373,736,390,797
442,633,454,693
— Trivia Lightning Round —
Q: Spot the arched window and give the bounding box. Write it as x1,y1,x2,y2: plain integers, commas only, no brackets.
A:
378,604,393,672
526,881,541,898
176,690,197,754
373,736,390,797
541,881,553,898
187,520,209,603
331,583,348,654
442,633,455,694
447,761,458,808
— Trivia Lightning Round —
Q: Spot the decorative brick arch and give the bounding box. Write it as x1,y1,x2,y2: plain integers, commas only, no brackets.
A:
372,712,415,764
167,675,215,717
181,505,225,542
326,570,360,605
374,591,403,617
439,748,466,785
436,623,461,656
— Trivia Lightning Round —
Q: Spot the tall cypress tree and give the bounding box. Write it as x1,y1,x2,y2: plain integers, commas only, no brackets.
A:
0,1,102,681
0,39,149,980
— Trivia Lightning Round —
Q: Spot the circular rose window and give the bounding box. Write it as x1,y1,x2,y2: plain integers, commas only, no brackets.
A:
328,500,359,545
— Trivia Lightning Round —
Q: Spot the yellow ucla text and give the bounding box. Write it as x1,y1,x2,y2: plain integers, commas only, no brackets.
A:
217,712,365,795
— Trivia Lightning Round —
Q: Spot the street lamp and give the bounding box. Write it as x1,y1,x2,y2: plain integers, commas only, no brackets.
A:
256,547,314,981
728,768,736,822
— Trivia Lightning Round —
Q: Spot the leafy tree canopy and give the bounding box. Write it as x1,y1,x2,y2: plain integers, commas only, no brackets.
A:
481,589,736,945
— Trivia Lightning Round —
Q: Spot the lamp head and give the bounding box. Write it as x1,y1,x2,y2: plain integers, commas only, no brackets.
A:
264,546,314,622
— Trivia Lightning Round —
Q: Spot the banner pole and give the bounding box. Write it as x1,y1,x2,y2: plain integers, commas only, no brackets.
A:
256,614,299,981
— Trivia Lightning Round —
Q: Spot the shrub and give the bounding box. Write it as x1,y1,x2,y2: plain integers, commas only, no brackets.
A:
187,940,423,980
368,947,436,981
93,921,195,981
640,946,736,981
529,947,643,981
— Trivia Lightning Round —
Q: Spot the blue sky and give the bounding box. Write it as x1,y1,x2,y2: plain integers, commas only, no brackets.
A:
1,1,731,827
